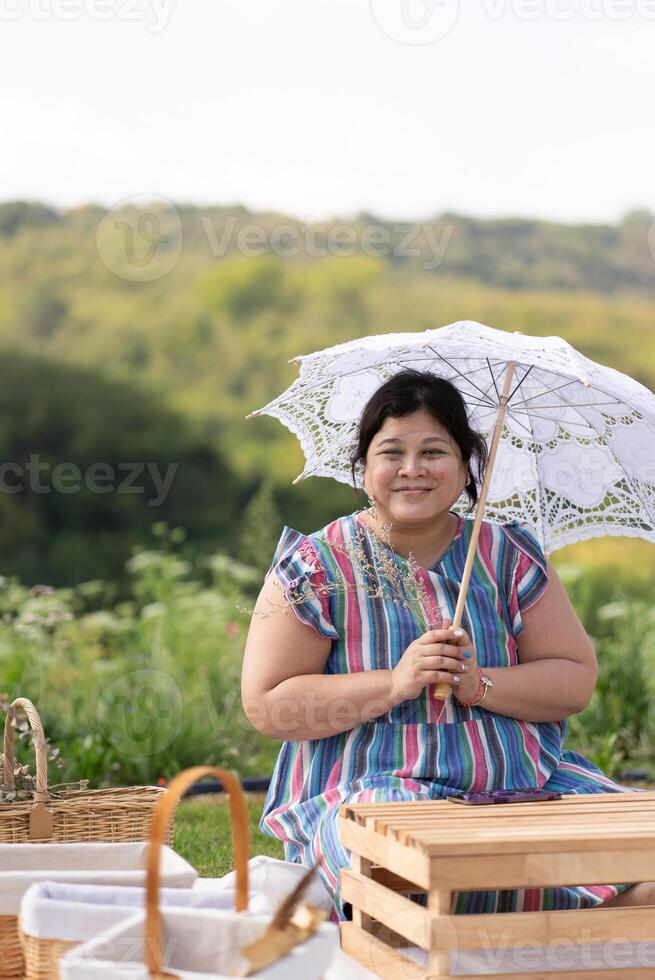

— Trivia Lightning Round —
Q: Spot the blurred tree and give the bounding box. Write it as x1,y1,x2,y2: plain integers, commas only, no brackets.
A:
199,255,301,320
18,284,68,339
0,351,247,586
0,201,60,237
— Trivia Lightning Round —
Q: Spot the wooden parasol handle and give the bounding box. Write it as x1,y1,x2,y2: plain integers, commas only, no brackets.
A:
2,697,50,801
145,766,250,977
434,361,517,701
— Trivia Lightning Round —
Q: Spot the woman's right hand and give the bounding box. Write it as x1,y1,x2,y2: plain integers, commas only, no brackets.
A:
390,619,476,703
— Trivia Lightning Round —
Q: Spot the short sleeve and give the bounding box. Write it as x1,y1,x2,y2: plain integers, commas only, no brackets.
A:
503,522,549,638
265,526,339,640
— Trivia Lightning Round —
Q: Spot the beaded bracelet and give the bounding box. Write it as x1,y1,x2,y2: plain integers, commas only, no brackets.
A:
456,667,493,708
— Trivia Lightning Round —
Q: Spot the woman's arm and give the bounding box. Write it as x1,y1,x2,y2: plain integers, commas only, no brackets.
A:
241,573,399,741
473,561,598,723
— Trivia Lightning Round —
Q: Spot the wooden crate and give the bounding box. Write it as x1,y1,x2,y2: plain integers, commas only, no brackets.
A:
338,791,655,979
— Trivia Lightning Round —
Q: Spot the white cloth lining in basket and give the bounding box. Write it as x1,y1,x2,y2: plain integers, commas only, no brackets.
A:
59,906,338,979
0,842,195,914
20,879,270,941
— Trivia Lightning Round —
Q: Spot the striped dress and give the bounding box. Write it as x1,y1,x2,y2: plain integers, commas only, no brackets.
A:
259,509,635,921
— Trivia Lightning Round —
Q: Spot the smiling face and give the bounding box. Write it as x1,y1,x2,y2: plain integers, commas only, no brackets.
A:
362,408,469,526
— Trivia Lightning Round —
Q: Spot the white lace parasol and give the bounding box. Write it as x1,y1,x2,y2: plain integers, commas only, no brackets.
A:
247,321,655,557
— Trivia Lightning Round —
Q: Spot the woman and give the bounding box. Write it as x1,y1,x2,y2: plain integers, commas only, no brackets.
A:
241,369,652,922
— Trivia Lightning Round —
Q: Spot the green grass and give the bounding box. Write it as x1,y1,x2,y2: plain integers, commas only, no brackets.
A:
173,793,284,877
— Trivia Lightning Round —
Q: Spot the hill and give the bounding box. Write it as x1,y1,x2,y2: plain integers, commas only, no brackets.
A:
0,199,653,582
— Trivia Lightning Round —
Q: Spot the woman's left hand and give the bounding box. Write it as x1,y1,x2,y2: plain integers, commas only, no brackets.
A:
443,617,480,702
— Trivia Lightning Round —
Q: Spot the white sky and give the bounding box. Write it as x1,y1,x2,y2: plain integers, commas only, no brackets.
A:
1,0,654,223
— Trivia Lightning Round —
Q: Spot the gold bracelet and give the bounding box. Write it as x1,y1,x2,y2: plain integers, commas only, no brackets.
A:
457,669,493,708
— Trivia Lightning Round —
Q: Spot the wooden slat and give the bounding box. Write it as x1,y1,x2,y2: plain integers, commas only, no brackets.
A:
369,803,655,820
428,849,655,890
431,904,655,949
396,822,655,847
343,798,655,847
389,818,655,850
352,791,655,809
420,828,655,857
341,868,432,949
351,853,375,935
338,813,431,889
428,887,452,976
364,804,655,835
361,799,654,816
341,792,655,825
357,804,655,827
341,921,428,979
377,815,655,837
341,921,655,980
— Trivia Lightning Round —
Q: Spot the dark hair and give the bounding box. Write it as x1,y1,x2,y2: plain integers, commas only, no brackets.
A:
349,369,488,511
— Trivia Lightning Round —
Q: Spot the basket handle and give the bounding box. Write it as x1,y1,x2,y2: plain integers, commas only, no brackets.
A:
2,697,50,800
145,766,250,978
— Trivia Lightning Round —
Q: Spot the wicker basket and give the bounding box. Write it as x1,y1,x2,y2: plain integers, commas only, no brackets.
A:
19,860,334,980
3,847,194,980
21,934,76,980
1,697,169,844
0,697,171,979
59,766,338,979
0,916,26,979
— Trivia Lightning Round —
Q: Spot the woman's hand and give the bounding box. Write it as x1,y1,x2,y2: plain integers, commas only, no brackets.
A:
391,617,479,703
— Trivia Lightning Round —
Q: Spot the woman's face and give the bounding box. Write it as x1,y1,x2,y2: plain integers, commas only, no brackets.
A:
363,408,469,525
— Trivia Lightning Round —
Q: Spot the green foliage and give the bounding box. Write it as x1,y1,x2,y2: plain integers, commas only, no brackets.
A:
0,531,279,786
0,533,652,789
238,479,282,575
18,283,68,339
0,201,60,237
0,351,248,586
199,255,301,321
565,583,655,779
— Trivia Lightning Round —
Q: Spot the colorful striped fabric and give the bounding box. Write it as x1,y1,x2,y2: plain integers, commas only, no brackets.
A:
259,509,636,921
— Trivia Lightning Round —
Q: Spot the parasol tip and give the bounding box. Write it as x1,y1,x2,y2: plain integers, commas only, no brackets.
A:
292,474,304,485
244,411,260,420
